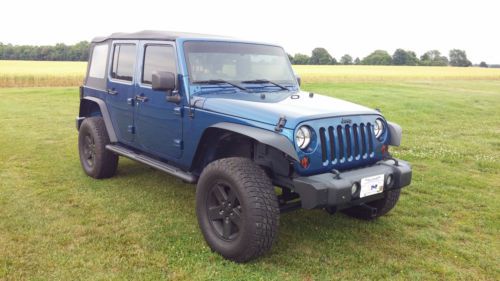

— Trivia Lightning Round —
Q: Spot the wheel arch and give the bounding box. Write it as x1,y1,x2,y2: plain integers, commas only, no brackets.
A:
190,122,298,176
77,97,117,143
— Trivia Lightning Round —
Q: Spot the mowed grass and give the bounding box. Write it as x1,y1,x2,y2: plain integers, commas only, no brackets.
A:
2,60,500,87
1,75,499,280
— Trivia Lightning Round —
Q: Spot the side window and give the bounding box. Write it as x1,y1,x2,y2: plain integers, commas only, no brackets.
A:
142,45,176,85
88,44,108,79
110,44,136,82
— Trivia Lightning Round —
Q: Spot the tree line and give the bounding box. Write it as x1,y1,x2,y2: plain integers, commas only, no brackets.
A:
288,48,490,67
0,41,90,61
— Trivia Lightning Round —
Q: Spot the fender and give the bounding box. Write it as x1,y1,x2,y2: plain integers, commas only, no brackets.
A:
210,122,299,161
77,96,117,143
387,121,402,146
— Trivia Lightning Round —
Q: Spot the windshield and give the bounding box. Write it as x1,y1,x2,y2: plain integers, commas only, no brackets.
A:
184,41,296,88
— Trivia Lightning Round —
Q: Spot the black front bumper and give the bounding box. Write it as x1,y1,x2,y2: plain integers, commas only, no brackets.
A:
292,159,412,209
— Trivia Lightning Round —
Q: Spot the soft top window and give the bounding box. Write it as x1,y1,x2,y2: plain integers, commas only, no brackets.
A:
88,44,108,79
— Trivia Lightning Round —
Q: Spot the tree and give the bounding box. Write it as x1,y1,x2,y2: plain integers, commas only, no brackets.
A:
449,49,472,67
406,51,419,65
479,61,488,68
330,57,338,65
361,50,392,65
293,53,310,65
392,49,419,65
310,47,333,65
354,57,361,65
340,54,353,65
287,53,294,64
419,50,448,66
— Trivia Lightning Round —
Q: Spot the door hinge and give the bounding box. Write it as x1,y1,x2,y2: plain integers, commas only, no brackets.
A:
174,106,183,117
127,125,135,134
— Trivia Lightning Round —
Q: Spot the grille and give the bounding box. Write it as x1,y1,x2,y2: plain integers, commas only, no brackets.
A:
319,122,375,164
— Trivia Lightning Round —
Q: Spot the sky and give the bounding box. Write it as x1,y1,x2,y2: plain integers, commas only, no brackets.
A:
1,0,499,63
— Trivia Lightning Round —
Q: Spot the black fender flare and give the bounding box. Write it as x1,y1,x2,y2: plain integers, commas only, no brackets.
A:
387,121,402,146
78,96,117,143
210,122,299,161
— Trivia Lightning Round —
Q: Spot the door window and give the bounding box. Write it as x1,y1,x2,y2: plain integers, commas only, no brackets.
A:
110,44,136,82
142,45,176,85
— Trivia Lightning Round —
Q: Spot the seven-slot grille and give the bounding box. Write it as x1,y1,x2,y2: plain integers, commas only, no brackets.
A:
318,123,375,164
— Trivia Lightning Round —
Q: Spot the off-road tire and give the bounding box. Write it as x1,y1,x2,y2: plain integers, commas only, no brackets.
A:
343,189,401,220
196,157,279,263
78,117,118,179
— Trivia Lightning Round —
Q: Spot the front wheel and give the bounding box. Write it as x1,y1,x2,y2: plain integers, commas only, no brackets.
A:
196,157,279,263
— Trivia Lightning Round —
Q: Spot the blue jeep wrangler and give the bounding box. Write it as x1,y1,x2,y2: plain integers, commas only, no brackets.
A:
77,31,412,262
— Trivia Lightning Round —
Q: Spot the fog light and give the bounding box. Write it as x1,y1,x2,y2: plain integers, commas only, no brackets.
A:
351,183,359,195
386,175,393,186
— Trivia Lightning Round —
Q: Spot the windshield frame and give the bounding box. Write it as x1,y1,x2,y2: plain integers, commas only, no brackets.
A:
182,40,298,94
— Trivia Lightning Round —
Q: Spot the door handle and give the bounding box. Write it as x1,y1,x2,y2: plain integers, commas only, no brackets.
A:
107,88,118,95
135,94,148,102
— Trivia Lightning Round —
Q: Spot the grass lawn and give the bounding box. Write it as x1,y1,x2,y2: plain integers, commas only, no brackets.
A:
0,58,500,280
0,80,499,279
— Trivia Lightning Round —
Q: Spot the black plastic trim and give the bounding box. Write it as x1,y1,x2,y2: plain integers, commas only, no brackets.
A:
292,159,412,209
210,122,299,161
81,97,117,143
106,144,196,183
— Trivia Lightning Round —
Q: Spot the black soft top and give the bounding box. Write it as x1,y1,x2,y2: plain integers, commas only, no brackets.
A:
91,30,228,43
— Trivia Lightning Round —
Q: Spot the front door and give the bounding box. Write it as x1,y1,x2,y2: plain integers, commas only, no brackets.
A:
106,41,138,145
134,41,183,159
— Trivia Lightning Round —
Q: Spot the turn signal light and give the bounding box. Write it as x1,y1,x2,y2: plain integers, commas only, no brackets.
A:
300,156,310,169
381,145,389,154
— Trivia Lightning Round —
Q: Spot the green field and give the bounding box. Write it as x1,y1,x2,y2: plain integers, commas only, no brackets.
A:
1,62,499,280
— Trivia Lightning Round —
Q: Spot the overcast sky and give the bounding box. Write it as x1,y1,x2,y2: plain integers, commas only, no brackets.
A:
2,0,499,63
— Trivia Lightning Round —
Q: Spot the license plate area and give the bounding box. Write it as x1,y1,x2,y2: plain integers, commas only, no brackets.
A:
360,174,384,198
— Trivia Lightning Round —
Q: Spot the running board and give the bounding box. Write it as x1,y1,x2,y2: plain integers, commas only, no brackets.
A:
106,144,196,183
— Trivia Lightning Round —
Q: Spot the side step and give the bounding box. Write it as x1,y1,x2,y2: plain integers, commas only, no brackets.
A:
106,144,197,183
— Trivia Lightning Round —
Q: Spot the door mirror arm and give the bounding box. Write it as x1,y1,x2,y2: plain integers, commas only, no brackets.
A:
166,90,181,103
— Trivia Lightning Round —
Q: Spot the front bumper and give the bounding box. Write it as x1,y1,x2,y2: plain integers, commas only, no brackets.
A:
292,159,412,209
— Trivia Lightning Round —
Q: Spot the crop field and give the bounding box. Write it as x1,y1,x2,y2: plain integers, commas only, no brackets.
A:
0,61,499,280
2,60,500,87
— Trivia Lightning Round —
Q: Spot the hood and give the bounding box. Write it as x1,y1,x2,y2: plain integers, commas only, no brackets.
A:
196,90,379,128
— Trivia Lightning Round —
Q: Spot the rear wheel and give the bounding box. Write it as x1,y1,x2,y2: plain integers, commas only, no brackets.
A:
78,117,118,179
343,189,401,220
196,157,279,263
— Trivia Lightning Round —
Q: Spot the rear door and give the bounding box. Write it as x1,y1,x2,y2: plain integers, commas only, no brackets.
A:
106,41,138,145
134,41,182,159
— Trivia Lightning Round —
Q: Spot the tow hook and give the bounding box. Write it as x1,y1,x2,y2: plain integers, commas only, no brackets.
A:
344,203,378,219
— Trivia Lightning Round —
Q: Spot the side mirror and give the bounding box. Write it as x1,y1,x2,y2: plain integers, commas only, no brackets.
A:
152,71,176,91
296,76,301,86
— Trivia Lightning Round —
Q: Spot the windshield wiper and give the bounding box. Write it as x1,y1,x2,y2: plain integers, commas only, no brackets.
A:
192,79,248,91
241,79,290,91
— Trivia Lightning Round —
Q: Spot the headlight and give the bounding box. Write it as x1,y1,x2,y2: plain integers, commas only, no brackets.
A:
374,119,384,138
295,126,311,150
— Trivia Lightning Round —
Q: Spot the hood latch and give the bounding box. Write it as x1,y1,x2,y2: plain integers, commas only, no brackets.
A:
275,115,287,132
